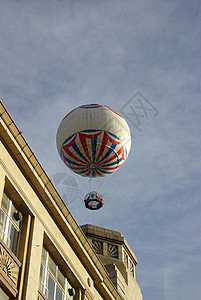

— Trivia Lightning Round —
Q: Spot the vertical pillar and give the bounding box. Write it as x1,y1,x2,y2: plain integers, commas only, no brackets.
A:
17,214,32,300
22,217,44,300
134,265,136,279
103,242,107,256
119,245,124,262
0,167,5,206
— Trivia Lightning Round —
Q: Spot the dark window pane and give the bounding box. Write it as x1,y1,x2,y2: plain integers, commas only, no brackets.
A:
7,223,20,255
1,194,9,212
41,247,47,264
40,264,45,292
48,255,56,278
47,273,55,300
57,269,65,290
56,285,63,300
0,210,6,240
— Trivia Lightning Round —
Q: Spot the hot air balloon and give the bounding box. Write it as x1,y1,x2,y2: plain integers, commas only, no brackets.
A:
56,104,131,210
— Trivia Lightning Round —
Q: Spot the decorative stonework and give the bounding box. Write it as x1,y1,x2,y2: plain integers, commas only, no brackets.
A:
123,249,136,278
0,240,21,297
129,259,135,277
108,244,118,258
123,249,128,267
92,240,103,255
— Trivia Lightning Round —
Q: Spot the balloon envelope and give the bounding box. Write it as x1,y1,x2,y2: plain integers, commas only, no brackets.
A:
56,104,131,178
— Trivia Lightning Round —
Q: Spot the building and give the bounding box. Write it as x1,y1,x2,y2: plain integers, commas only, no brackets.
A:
81,225,142,300
0,100,143,300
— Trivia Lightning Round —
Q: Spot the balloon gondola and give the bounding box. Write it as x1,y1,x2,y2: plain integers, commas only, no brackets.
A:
56,104,131,210
84,191,104,210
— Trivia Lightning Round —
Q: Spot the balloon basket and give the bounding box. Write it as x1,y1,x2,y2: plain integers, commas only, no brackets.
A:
84,191,104,210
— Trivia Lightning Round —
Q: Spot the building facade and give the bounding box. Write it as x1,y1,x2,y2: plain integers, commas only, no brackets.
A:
0,100,143,300
81,225,142,300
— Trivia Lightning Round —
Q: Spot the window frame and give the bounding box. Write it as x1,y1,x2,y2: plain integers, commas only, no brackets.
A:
0,193,22,255
39,247,74,300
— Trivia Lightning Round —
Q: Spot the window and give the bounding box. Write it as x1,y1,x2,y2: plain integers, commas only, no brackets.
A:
39,247,75,300
0,193,22,255
107,244,118,258
92,240,103,255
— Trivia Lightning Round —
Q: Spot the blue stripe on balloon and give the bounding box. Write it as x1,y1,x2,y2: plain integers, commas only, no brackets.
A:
62,132,76,145
72,142,90,163
106,131,121,141
63,155,88,167
80,129,102,133
91,137,97,163
125,147,128,158
75,168,91,175
62,129,121,146
80,104,99,107
100,158,122,167
98,143,117,164
96,167,114,175
62,130,122,146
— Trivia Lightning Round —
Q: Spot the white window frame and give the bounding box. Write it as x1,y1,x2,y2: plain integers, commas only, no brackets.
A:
0,193,21,253
40,247,74,300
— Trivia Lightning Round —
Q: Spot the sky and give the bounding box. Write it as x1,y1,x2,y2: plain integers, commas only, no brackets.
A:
0,0,201,299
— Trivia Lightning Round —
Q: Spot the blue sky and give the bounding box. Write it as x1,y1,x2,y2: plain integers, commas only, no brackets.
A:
0,0,201,299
